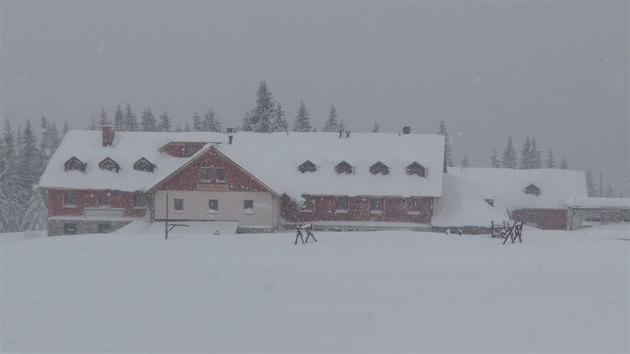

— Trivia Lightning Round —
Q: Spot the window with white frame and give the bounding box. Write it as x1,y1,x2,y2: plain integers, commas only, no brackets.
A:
200,168,212,182
63,191,77,207
173,198,184,212
133,194,146,208
407,198,422,214
243,200,254,214
99,191,112,207
215,168,226,183
335,197,348,212
301,196,313,212
370,198,384,213
208,199,219,213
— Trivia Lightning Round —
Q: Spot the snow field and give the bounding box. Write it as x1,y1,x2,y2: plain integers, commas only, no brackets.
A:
2,228,628,352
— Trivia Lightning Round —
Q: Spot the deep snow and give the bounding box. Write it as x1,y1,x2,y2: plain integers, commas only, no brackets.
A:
1,227,628,352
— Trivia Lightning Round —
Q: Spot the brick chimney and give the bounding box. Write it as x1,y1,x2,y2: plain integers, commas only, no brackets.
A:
102,125,114,146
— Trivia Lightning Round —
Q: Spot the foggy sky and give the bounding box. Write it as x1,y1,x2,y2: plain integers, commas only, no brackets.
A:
1,1,628,192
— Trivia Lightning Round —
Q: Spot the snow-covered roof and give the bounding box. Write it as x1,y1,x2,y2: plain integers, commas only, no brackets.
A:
432,174,510,227
560,198,630,209
214,132,445,199
449,167,587,209
39,130,227,192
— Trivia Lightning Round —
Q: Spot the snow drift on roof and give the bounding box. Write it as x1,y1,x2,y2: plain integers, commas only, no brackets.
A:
39,130,227,192
215,132,445,199
432,174,510,227
449,167,587,209
560,198,630,209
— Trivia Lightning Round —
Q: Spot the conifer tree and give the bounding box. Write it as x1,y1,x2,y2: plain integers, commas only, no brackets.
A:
0,120,22,231
243,81,275,132
292,101,312,132
141,107,158,131
531,138,541,168
519,137,532,169
158,111,172,132
271,103,288,132
21,188,47,231
202,108,222,132
371,122,380,133
124,103,138,131
323,105,340,132
438,121,454,167
192,112,203,131
502,134,517,169
114,104,124,131
461,154,471,168
184,121,191,132
88,116,98,130
545,149,556,168
560,155,569,169
338,117,346,132
585,171,597,197
63,120,70,137
98,108,110,128
18,120,39,206
490,149,501,168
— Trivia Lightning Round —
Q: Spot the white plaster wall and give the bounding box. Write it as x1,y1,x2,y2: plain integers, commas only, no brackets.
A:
154,190,280,228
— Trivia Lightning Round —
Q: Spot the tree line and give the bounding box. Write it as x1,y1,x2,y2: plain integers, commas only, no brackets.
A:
0,116,66,232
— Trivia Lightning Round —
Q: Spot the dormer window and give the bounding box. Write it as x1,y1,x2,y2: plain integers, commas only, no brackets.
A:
133,158,155,172
64,156,86,172
335,161,353,175
298,160,317,173
406,162,427,177
99,157,120,173
523,184,541,196
370,161,389,175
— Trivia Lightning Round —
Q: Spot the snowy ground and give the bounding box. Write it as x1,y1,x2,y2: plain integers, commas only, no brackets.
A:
2,226,628,353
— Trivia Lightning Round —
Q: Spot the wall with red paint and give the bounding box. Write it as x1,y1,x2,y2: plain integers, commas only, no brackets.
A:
512,208,567,230
47,189,147,218
155,148,271,193
280,195,433,224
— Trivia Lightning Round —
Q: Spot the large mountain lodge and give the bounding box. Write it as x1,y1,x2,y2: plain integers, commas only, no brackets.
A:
39,126,604,236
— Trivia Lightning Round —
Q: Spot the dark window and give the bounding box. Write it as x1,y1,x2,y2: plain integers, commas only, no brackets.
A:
370,198,384,212
99,157,120,173
99,192,112,207
200,168,212,181
63,223,77,235
523,184,541,196
370,162,389,175
133,194,146,208
243,200,254,213
336,197,348,211
133,158,155,172
98,223,111,233
301,197,313,211
407,199,422,213
184,145,202,157
209,199,219,212
174,198,184,211
406,162,427,177
63,192,77,206
335,161,353,175
298,160,317,173
215,168,226,183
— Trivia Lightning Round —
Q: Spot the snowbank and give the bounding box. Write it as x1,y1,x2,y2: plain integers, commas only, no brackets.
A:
432,174,510,227
2,230,627,352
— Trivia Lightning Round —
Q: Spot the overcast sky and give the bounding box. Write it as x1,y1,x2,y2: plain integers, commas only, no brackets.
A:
1,1,628,193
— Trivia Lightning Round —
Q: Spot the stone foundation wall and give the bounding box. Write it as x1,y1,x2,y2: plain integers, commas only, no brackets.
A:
47,219,131,236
